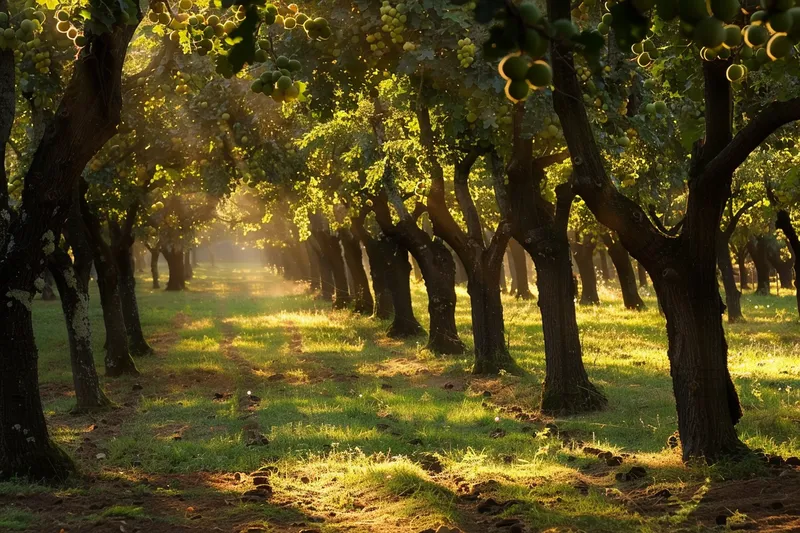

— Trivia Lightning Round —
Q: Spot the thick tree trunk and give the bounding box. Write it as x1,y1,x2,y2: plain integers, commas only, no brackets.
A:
654,271,744,461
49,248,111,413
339,229,374,315
598,248,612,281
572,235,599,305
717,234,743,322
508,238,533,299
183,250,193,281
637,261,649,288
748,237,771,295
163,247,186,291
776,211,800,319
604,234,646,310
382,238,424,338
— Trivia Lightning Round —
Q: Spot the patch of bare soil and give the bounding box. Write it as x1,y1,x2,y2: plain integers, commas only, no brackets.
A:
629,467,800,531
147,311,189,355
0,472,310,533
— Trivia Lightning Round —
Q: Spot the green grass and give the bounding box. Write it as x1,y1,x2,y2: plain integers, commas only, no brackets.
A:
2,263,798,532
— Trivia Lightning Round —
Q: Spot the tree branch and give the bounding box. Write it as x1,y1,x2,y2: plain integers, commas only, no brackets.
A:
453,146,486,243
723,200,757,237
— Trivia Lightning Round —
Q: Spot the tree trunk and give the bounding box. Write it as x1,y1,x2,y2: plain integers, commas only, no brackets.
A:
116,246,152,356
81,203,139,377
654,271,744,461
149,246,160,289
733,245,749,291
454,250,468,285
307,240,321,293
637,261,649,288
535,234,607,413
382,238,424,338
604,233,646,310
309,239,334,301
717,233,744,322
49,248,111,413
776,211,800,319
183,249,193,281
361,236,394,320
572,235,599,305
191,248,198,268
598,248,612,281
467,260,520,375
509,238,533,299
40,270,57,301
339,229,374,315
310,217,350,309
748,237,771,295
163,247,186,291
767,243,793,290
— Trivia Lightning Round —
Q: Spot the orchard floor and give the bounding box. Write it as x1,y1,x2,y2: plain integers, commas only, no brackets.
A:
2,264,800,533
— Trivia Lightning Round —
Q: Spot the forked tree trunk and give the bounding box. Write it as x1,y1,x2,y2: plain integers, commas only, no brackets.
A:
598,248,612,281
776,210,800,319
548,5,745,460
637,261,648,288
49,248,111,413
604,233,646,310
163,247,186,291
508,238,533,299
572,235,599,305
339,228,374,315
382,238,424,338
748,237,771,295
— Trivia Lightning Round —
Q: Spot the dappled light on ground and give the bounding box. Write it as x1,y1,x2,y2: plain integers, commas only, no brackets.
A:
1,265,798,532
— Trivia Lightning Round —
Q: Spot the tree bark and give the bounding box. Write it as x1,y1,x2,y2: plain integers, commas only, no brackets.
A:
718,201,755,322
508,238,533,299
548,5,746,459
382,238,425,338
49,248,111,413
350,215,394,320
604,233,645,310
776,210,800,318
308,237,334,301
339,228,374,315
83,208,139,378
572,234,599,305
310,215,350,309
767,242,793,290
163,247,186,291
109,217,152,357
148,245,160,289
733,243,750,291
747,237,771,295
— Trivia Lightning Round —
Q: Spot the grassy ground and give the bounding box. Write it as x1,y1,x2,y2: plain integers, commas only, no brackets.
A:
1,263,799,532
